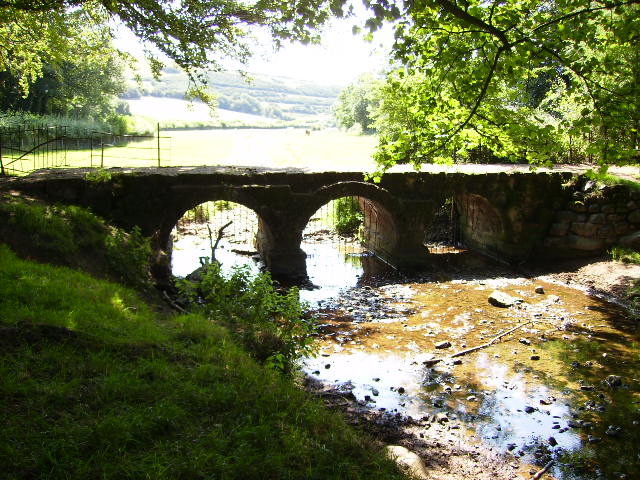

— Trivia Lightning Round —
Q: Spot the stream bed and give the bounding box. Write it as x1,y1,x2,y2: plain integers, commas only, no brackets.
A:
172,226,639,480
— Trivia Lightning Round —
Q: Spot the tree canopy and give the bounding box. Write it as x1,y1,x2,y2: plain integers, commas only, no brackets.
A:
0,0,350,104
364,0,639,171
333,73,382,133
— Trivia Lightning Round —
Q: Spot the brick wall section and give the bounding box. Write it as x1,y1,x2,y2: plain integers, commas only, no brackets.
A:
543,183,640,255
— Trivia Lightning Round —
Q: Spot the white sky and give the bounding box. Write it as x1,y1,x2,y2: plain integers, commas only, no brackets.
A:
114,6,395,87
247,17,394,85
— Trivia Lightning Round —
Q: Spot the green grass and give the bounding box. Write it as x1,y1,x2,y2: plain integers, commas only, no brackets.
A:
0,194,152,288
0,196,406,479
0,245,406,479
8,128,377,173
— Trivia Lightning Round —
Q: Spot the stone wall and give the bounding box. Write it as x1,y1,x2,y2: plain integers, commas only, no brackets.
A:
542,182,640,256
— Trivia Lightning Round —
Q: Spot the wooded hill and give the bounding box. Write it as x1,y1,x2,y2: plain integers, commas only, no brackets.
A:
123,68,342,124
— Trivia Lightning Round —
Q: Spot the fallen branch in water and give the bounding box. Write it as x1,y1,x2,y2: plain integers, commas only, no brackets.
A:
424,320,534,367
531,460,554,480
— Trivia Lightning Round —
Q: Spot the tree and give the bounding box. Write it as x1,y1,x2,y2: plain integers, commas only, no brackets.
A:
0,8,126,119
0,0,351,103
365,0,640,172
334,73,382,133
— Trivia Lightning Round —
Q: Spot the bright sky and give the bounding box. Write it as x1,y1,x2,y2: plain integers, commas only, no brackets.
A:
247,16,394,85
114,6,394,87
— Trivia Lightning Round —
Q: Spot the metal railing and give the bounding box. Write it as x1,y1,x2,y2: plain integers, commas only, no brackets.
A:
0,123,170,176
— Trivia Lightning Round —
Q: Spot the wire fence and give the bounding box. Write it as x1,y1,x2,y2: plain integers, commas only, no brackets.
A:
0,123,170,176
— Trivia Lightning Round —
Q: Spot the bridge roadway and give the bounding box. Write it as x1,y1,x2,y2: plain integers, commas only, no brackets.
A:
1,165,583,284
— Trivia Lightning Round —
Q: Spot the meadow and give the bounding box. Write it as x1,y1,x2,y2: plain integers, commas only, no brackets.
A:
56,128,378,172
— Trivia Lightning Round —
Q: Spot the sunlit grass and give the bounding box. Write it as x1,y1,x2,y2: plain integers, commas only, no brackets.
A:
38,128,378,171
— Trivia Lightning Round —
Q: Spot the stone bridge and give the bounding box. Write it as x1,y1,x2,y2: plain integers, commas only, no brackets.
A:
2,165,592,284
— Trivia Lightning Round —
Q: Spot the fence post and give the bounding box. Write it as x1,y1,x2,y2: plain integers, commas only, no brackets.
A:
0,133,4,176
157,122,161,167
101,142,105,168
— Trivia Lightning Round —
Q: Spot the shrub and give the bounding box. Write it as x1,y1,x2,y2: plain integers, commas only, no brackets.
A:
178,263,315,373
333,196,363,236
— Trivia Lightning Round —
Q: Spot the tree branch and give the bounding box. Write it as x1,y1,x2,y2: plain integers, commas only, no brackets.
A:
434,0,510,47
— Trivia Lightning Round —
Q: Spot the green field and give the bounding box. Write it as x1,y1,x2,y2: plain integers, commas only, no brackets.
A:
6,128,378,173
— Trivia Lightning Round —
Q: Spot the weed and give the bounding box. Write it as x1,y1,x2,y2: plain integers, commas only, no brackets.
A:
84,167,112,183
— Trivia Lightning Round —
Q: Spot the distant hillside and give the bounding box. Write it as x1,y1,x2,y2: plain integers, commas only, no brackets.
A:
123,69,342,127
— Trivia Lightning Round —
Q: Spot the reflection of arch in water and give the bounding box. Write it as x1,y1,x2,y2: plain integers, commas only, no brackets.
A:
306,182,400,261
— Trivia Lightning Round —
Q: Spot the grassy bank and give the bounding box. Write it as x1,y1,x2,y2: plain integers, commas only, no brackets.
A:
0,196,406,479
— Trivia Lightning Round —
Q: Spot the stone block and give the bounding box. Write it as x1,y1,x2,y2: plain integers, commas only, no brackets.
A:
571,222,598,237
596,225,615,239
601,204,615,214
627,200,637,210
619,232,640,250
588,203,601,213
555,210,576,223
566,234,604,251
588,213,606,224
548,222,569,236
614,222,630,235
629,210,640,224
570,201,587,213
544,237,569,249
607,214,624,222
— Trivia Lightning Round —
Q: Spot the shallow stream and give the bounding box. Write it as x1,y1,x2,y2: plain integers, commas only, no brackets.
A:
172,227,639,480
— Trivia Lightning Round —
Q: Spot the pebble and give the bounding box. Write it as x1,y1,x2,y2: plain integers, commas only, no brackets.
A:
519,338,531,346
530,355,540,360
548,436,558,446
524,406,536,414
605,425,623,437
605,375,623,388
324,364,331,369
535,286,545,294
435,340,452,349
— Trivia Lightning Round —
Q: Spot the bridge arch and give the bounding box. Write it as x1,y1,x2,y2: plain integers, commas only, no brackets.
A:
305,181,401,261
154,189,277,282
455,192,505,257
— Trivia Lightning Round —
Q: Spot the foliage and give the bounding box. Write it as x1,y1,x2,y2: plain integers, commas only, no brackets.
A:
84,167,112,183
0,3,128,118
610,246,640,265
364,0,640,172
334,74,383,133
332,196,363,235
0,111,143,136
178,263,316,374
4,0,351,105
0,244,406,479
0,195,152,288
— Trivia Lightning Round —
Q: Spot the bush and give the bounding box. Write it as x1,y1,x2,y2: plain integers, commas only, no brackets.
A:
333,197,363,236
178,263,315,374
